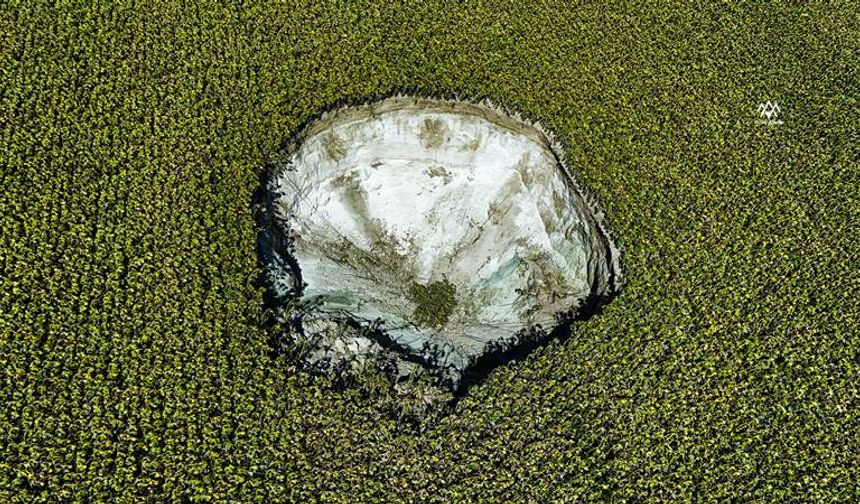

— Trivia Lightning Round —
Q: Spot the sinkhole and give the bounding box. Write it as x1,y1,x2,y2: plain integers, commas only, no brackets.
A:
259,96,622,391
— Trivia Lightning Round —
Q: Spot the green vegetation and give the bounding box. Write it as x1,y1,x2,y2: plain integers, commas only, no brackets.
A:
1,1,857,501
408,280,457,329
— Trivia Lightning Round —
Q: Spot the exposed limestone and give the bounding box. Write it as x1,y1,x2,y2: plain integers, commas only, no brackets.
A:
260,96,622,390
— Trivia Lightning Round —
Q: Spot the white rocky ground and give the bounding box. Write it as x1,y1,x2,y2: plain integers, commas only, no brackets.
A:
264,97,620,388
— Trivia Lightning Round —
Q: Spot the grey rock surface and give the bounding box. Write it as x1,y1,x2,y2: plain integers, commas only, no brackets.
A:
260,96,621,389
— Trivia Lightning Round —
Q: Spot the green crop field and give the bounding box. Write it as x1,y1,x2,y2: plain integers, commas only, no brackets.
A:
1,1,858,501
